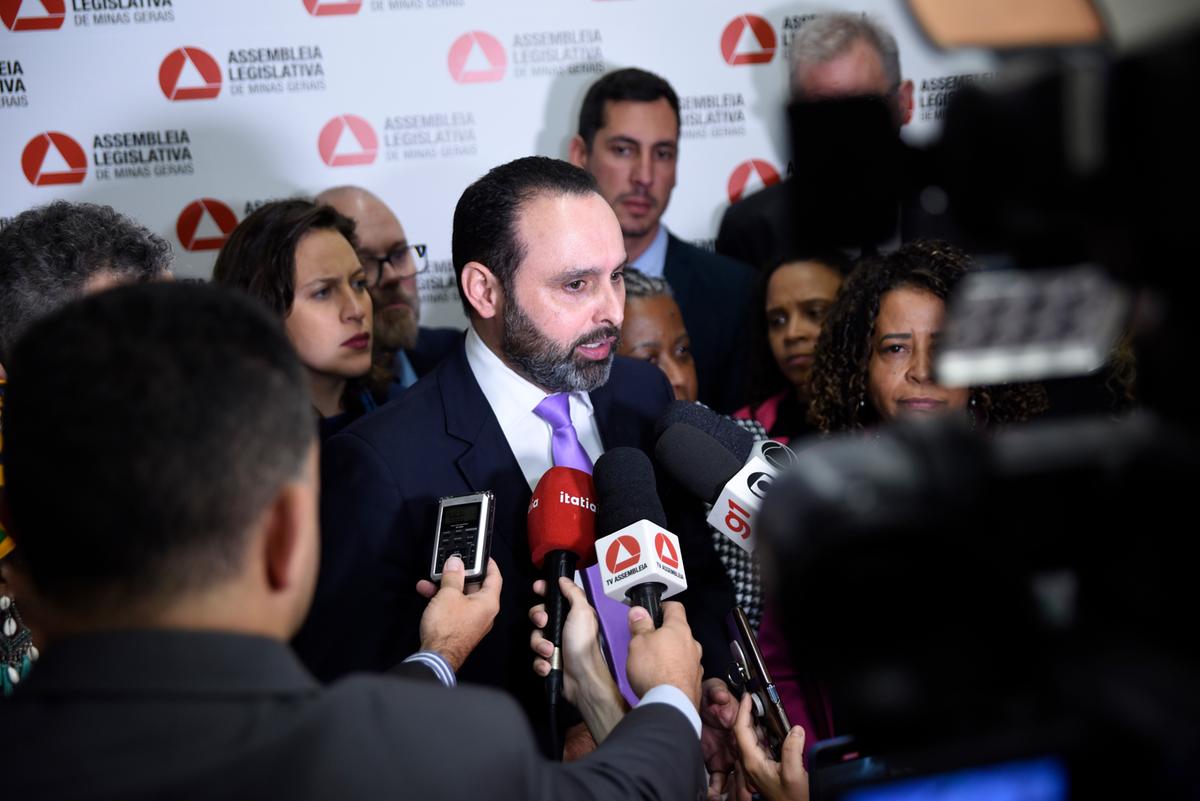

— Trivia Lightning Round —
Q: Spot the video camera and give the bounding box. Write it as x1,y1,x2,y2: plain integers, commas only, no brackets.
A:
766,2,1200,797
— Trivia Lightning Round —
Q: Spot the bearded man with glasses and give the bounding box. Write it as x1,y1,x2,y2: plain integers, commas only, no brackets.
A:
318,186,461,398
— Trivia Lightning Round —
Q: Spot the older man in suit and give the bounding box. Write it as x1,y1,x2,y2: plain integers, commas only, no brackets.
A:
0,281,707,801
569,68,756,413
295,157,736,755
715,13,919,269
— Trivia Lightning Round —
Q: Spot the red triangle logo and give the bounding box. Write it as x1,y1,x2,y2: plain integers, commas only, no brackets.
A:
176,198,238,251
1,0,66,31
655,532,679,569
605,535,641,573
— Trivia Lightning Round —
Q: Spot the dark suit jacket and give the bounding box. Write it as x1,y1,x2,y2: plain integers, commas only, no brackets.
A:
294,343,735,737
406,325,462,377
715,180,793,272
663,234,756,413
3,631,704,801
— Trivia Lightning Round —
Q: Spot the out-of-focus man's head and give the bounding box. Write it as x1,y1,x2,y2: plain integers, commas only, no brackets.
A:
3,283,318,640
789,13,914,126
0,201,173,376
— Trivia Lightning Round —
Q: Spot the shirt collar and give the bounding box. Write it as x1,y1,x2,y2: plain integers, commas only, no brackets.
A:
392,348,419,389
630,224,670,278
463,324,595,426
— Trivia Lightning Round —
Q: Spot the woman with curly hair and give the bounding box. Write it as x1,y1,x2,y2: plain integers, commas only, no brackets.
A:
753,243,1048,759
808,240,1048,432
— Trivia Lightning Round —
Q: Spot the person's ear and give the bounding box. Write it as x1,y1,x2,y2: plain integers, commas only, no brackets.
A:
261,480,311,593
568,135,590,169
896,79,915,126
461,261,503,320
0,361,7,381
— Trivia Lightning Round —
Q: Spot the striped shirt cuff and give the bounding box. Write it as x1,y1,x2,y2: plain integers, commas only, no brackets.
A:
402,650,457,687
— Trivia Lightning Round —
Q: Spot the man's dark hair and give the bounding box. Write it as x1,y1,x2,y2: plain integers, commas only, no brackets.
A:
3,282,314,613
452,156,598,317
0,201,172,366
577,67,681,151
212,198,357,317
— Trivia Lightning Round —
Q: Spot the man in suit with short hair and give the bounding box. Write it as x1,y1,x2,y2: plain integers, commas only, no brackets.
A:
569,68,756,413
0,280,707,801
296,157,736,753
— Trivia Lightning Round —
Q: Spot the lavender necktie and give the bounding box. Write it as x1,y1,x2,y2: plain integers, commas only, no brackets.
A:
533,393,638,704
533,393,593,474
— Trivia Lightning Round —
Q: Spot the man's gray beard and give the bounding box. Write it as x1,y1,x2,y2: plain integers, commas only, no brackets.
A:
502,294,618,393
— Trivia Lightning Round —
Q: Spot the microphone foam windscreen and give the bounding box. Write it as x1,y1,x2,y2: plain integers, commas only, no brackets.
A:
593,447,668,535
528,466,597,568
654,399,711,440
654,401,754,462
655,423,744,504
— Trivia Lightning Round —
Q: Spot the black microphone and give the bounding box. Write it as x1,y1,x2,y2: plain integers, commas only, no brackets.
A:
656,423,792,552
655,423,744,504
593,447,687,627
654,400,755,462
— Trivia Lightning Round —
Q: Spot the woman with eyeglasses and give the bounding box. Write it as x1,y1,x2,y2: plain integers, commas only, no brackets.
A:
213,199,388,439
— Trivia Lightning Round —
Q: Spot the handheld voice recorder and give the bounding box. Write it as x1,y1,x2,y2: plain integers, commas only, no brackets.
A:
429,490,495,585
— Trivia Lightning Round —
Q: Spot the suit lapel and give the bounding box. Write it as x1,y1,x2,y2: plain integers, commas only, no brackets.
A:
439,344,517,490
437,344,529,555
590,358,646,452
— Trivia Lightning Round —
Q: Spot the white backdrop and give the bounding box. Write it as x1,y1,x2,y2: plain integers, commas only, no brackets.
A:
2,0,991,327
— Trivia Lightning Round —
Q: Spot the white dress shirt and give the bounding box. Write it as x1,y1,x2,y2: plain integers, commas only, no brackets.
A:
462,323,701,737
464,324,604,491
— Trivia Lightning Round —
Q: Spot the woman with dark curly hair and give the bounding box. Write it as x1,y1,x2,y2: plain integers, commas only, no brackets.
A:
808,240,1048,432
754,243,1049,759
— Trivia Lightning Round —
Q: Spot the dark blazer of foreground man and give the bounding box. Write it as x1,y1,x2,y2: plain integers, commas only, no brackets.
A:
0,282,704,801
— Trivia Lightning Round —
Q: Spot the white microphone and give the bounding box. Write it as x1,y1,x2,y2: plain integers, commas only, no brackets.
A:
655,424,796,553
593,447,687,627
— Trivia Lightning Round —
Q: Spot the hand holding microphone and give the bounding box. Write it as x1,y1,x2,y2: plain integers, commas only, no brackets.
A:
529,576,628,743
732,692,809,801
593,447,688,627
626,600,704,710
526,466,597,705
528,576,706,734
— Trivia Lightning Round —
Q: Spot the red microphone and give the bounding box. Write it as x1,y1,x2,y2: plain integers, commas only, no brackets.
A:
527,466,596,708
